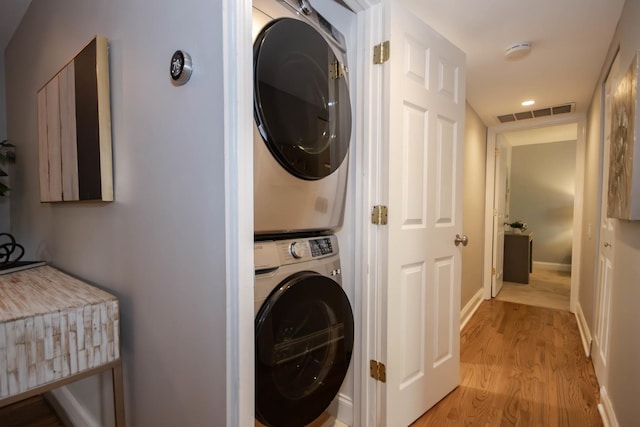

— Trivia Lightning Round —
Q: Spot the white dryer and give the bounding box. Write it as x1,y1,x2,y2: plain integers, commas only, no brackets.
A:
253,0,352,236
254,235,354,427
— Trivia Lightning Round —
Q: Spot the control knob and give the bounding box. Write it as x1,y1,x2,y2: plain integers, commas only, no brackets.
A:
289,241,304,259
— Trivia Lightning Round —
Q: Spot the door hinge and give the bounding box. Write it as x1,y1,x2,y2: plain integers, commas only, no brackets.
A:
329,60,344,80
492,267,496,276
373,41,390,64
370,360,387,382
495,148,501,157
371,205,388,225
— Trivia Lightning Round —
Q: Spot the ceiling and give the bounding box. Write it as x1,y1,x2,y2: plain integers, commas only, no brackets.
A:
402,0,625,129
0,1,31,51
1,0,626,139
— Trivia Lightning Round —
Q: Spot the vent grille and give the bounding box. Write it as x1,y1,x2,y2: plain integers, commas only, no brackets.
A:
497,102,575,123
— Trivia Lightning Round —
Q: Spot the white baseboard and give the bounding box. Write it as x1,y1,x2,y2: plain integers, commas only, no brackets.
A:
460,288,484,331
574,302,592,357
598,386,619,427
47,386,100,427
532,261,571,272
335,393,353,426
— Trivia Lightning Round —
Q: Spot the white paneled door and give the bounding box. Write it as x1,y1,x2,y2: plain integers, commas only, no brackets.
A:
381,1,466,425
491,136,509,297
593,52,619,388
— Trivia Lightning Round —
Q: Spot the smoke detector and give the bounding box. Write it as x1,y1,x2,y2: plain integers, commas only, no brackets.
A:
504,42,531,60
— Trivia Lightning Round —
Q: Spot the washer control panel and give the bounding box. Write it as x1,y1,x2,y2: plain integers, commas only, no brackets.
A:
254,235,339,270
309,237,333,257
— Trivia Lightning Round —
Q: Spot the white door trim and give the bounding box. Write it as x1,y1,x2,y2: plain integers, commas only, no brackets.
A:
351,2,384,426
223,0,254,425
483,113,586,313
225,0,381,424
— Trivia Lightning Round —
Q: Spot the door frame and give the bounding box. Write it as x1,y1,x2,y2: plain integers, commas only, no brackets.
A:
223,0,255,425
224,0,379,424
483,113,587,314
347,2,382,426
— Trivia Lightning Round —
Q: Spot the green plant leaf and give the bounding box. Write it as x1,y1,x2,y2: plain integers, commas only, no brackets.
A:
3,151,16,162
0,181,9,196
0,139,15,196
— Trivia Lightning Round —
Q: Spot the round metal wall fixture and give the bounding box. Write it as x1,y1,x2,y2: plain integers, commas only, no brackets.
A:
170,50,192,85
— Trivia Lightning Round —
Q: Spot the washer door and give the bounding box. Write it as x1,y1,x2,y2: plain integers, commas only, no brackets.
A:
255,271,354,427
254,18,352,180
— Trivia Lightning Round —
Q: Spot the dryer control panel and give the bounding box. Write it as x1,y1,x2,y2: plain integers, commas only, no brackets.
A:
254,235,339,270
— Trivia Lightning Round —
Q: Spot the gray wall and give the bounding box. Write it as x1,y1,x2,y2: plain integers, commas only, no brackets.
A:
5,0,228,425
580,0,640,424
509,140,576,267
461,103,486,307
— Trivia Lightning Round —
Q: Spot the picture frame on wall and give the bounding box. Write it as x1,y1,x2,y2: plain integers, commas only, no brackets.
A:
608,51,640,220
37,35,113,203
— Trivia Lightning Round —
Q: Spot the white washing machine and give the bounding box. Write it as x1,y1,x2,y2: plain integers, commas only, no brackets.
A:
254,235,354,427
253,0,352,236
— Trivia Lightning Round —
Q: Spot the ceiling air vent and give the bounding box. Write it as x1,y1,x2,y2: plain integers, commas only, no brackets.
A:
497,102,575,123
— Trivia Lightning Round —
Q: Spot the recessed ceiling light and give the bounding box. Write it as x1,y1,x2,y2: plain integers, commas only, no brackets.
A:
521,100,535,106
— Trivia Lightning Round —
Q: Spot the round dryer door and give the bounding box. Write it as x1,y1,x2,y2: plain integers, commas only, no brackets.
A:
255,271,354,427
254,17,352,180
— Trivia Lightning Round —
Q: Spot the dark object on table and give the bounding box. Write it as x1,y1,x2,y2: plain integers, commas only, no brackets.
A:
0,233,24,267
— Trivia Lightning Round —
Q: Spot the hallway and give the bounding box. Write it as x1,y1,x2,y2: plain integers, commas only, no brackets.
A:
412,299,600,426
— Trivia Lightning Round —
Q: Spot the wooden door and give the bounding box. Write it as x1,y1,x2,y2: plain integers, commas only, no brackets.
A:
381,1,466,425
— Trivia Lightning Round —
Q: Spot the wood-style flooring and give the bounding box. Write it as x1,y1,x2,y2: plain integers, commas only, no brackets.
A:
412,299,601,426
496,268,571,311
0,395,65,427
1,299,600,427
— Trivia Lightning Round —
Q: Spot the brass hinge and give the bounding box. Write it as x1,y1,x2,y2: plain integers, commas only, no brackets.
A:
370,360,387,382
371,205,388,225
329,60,345,80
373,41,390,64
495,148,501,157
492,267,496,276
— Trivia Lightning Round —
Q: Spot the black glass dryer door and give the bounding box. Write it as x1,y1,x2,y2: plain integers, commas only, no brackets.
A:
254,18,352,180
255,271,354,427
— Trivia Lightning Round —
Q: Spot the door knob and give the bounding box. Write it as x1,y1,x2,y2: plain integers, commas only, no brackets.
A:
455,234,469,246
604,242,612,248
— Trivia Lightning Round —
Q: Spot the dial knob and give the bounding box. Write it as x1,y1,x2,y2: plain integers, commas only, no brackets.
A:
289,241,304,259
299,0,313,15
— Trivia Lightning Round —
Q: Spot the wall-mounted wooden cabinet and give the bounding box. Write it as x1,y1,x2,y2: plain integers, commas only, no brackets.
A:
37,36,113,202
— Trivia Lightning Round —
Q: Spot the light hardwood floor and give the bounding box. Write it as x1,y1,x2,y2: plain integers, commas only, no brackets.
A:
496,268,571,311
412,299,601,426
0,395,65,427
3,293,599,427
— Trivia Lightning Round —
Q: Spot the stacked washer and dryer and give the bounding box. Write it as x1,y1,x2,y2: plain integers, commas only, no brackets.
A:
252,0,354,426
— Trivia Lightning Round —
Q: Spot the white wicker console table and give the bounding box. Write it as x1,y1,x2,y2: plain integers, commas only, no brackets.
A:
0,265,125,426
